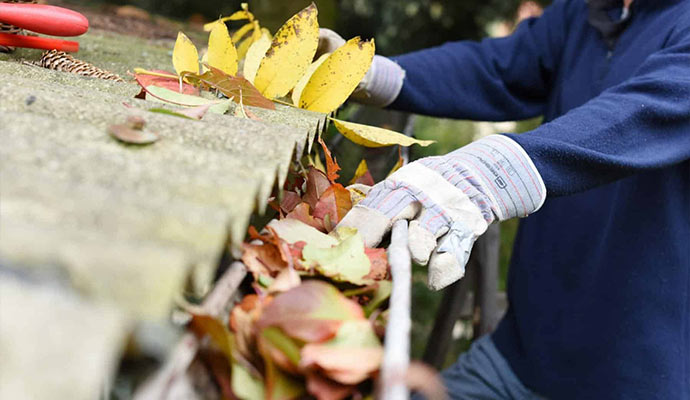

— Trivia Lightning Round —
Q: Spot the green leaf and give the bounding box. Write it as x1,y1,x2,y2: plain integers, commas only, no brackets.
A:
302,230,371,285
363,281,392,316
264,355,305,400
143,85,231,114
261,327,302,366
231,363,265,400
267,219,338,248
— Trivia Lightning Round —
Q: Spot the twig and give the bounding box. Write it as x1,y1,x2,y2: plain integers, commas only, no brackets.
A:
380,220,412,400
133,262,247,400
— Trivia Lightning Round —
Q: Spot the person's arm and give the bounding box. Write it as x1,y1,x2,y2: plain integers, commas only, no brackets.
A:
339,10,690,290
387,0,571,120
506,20,690,196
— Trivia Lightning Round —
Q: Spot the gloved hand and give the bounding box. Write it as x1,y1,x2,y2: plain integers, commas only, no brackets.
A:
317,28,405,107
338,135,546,290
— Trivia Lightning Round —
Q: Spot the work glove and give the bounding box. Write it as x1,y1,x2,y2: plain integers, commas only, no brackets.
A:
317,28,405,107
338,135,546,290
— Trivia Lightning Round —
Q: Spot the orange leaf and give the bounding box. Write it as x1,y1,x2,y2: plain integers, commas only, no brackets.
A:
364,248,389,280
285,203,326,232
313,184,352,232
318,135,341,183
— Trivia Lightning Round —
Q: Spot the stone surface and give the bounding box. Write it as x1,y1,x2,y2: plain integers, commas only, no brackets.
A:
0,28,326,398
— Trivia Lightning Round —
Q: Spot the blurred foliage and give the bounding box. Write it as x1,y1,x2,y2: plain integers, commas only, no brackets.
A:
336,0,551,55
84,0,551,54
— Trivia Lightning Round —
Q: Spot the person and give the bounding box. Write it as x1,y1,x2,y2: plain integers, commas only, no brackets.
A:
322,0,690,398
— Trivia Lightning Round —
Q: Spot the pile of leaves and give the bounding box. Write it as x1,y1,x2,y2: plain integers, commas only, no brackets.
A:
186,138,395,400
129,2,434,148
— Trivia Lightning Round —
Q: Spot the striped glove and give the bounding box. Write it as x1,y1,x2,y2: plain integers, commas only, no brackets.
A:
338,135,546,290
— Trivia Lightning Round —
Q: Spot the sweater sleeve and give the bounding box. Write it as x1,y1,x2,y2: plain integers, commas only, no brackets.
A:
389,0,570,121
507,22,690,196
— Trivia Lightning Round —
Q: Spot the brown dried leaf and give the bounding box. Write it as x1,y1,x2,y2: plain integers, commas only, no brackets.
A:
303,167,332,210
183,65,275,110
285,203,325,232
280,191,302,214
241,242,287,279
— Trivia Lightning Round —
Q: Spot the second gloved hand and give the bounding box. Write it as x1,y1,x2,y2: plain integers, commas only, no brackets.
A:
316,28,406,107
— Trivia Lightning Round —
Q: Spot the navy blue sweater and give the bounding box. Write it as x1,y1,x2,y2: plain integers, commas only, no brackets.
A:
390,0,690,398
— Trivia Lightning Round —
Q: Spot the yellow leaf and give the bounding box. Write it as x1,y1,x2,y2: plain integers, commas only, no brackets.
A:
330,118,436,148
291,53,329,106
299,37,375,113
203,5,255,31
236,21,263,60
253,3,319,99
207,22,238,76
231,22,255,44
243,31,272,84
349,159,371,185
173,32,199,76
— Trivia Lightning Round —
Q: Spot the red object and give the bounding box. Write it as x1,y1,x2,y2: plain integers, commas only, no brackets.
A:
0,33,79,52
0,3,88,37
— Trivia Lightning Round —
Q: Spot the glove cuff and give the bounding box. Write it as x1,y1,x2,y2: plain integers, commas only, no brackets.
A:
448,135,546,220
351,55,405,107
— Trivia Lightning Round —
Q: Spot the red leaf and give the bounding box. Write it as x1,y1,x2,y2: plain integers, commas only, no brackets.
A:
289,241,307,268
303,167,331,210
280,191,302,214
257,281,364,343
183,65,275,110
306,373,356,400
318,136,341,183
133,69,198,95
313,184,353,232
285,203,325,232
364,248,389,280
349,159,375,186
355,170,375,186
